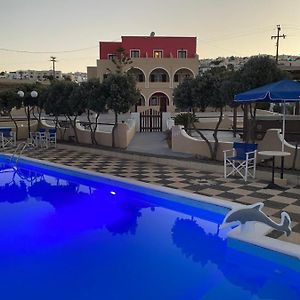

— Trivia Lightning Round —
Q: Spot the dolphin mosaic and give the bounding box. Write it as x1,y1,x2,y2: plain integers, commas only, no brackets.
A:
221,202,292,236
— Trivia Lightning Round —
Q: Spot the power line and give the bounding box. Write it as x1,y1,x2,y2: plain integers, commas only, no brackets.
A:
199,26,274,43
0,46,97,54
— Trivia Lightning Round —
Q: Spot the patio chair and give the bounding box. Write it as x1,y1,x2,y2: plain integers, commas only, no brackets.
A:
47,128,56,148
0,128,16,149
36,128,48,148
224,142,258,181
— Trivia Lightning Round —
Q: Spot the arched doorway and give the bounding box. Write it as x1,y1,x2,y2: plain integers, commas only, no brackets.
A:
149,92,169,112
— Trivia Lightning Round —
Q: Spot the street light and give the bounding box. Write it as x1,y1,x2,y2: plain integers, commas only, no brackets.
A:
17,90,38,138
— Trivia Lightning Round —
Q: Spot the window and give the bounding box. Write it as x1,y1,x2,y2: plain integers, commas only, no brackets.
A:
177,50,187,58
153,50,163,58
174,74,179,82
130,50,140,58
108,54,117,60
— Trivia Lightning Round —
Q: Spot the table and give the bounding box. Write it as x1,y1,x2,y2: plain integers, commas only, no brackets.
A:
258,151,291,189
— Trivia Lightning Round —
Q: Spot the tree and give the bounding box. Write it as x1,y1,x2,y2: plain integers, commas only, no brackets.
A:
236,55,288,118
44,81,77,140
173,78,196,112
237,55,288,91
69,80,107,144
85,80,108,144
236,55,289,141
68,83,87,142
173,67,236,160
0,89,21,139
193,69,233,160
16,83,44,138
31,84,48,128
111,47,132,74
103,73,140,147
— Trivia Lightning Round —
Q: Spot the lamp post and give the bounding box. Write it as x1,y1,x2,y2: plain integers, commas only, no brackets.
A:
17,90,38,138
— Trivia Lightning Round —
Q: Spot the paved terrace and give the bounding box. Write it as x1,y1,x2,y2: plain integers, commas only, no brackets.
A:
4,142,300,246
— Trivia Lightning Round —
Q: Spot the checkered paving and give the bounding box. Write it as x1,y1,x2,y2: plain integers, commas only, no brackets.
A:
2,145,300,245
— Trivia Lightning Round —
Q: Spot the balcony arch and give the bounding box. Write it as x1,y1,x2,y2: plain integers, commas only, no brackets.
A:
149,68,170,83
149,91,169,112
173,68,194,84
127,67,145,82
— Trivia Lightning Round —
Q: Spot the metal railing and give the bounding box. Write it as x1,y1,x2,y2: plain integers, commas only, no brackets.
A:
9,141,35,165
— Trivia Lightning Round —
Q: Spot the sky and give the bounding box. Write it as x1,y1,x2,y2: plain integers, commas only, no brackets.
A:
1,0,300,72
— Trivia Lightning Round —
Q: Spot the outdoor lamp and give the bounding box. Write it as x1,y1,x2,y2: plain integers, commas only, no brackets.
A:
31,91,38,98
17,90,38,138
17,90,24,98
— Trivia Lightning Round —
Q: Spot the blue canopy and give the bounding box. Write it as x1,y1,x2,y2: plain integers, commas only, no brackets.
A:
234,79,300,151
234,79,300,103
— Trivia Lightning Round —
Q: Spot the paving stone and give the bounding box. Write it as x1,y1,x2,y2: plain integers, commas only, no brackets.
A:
263,200,290,210
216,192,242,200
247,192,272,200
278,192,300,200
267,195,298,205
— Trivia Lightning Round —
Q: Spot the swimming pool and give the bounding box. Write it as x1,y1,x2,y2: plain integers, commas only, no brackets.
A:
0,154,300,300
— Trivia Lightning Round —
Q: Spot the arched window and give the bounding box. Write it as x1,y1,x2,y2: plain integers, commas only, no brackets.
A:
173,68,194,84
127,68,145,82
149,68,170,82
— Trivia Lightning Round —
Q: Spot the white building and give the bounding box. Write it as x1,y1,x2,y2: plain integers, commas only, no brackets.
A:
199,56,249,74
7,70,62,81
63,72,88,83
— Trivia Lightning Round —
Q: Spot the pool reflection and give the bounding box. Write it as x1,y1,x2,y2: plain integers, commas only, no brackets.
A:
171,217,300,299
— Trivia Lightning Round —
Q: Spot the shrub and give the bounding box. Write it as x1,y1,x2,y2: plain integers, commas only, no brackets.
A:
174,113,198,131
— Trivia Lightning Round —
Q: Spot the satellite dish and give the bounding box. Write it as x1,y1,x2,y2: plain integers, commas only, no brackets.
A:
150,32,155,37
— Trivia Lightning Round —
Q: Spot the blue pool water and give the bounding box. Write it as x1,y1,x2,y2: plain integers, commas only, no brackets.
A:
0,157,300,300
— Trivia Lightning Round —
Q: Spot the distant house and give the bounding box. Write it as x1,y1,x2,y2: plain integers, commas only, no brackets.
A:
7,70,62,81
199,56,250,74
87,34,199,112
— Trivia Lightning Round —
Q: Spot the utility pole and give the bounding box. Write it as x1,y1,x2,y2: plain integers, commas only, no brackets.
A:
50,56,57,79
271,25,286,64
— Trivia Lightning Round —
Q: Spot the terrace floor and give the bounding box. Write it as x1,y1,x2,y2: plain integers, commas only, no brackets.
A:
3,143,300,245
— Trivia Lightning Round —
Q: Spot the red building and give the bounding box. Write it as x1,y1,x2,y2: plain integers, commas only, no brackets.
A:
87,34,199,112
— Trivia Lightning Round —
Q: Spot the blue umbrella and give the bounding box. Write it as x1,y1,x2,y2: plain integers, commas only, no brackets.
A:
234,79,300,151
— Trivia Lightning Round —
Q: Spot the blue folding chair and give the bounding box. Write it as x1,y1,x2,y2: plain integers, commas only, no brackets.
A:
224,142,258,181
47,128,56,147
0,128,16,148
